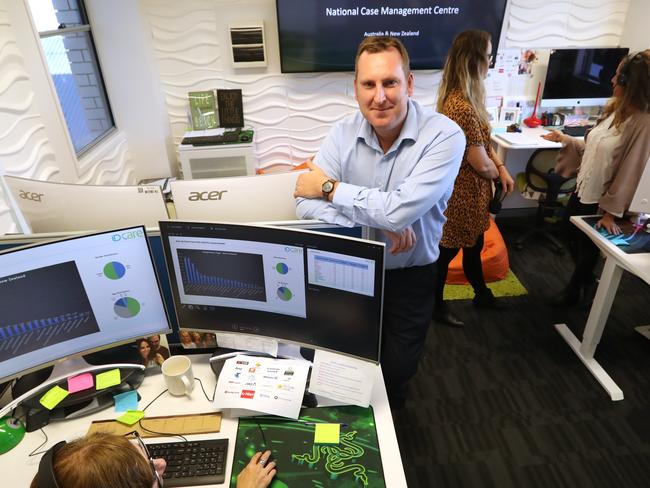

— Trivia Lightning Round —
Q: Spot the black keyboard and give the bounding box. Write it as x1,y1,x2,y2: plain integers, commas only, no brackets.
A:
562,125,592,137
182,130,241,146
146,438,229,487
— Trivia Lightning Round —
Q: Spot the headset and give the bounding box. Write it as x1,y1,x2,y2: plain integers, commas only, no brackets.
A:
36,441,66,488
617,52,644,87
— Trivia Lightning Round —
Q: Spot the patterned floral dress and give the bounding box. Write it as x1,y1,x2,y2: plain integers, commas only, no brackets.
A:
439,90,493,248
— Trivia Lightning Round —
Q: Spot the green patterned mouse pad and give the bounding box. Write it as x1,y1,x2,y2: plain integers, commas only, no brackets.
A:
230,405,385,487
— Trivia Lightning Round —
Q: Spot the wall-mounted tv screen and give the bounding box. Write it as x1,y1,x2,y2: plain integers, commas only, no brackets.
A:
276,0,509,72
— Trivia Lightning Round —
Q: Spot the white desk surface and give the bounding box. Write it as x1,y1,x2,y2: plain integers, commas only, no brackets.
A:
490,126,562,150
555,216,650,401
3,354,407,487
571,215,650,285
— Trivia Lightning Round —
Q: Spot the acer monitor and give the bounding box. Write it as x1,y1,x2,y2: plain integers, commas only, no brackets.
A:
1,175,169,234
541,47,629,108
170,171,306,222
159,220,385,363
0,226,171,421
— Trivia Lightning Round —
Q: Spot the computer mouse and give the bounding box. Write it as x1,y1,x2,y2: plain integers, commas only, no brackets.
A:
0,416,25,454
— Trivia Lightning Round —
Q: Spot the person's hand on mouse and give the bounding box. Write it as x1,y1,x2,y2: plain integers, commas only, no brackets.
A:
236,450,277,488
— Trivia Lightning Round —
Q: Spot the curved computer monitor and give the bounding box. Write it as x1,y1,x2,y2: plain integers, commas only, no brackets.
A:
170,171,306,222
159,220,385,363
629,156,650,214
541,47,629,108
1,175,169,234
0,225,171,384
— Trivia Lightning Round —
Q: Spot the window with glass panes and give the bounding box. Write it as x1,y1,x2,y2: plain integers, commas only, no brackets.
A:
28,0,115,155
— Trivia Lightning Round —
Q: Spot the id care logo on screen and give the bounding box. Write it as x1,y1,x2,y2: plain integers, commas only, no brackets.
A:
111,229,145,242
241,389,255,399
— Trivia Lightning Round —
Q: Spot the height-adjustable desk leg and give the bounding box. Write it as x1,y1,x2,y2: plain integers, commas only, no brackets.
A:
555,257,624,401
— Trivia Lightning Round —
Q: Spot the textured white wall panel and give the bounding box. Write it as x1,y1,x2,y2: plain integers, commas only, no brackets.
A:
505,0,630,47
143,0,632,169
0,5,57,233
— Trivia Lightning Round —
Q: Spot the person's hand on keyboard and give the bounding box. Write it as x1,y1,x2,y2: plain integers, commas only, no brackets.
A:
236,450,277,488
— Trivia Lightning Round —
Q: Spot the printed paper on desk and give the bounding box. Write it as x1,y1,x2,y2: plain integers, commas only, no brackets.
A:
308,350,376,408
213,355,309,419
216,333,278,357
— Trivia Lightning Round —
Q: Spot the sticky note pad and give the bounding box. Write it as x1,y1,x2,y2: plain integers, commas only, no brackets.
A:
314,423,340,444
96,369,121,390
39,386,69,410
113,390,139,412
116,410,145,426
68,373,94,393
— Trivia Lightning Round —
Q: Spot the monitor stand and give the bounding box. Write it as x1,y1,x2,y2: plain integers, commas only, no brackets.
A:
4,356,145,432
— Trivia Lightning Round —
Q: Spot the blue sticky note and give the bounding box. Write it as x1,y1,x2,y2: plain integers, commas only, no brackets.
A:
113,390,139,412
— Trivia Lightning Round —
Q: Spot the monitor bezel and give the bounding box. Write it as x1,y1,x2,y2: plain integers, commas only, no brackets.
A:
0,225,173,383
540,47,630,109
274,0,509,73
158,219,385,364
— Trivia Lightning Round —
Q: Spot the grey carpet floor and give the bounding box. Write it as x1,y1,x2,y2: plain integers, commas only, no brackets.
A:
393,219,650,488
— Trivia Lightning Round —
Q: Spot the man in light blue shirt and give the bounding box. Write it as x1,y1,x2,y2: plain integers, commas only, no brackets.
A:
294,37,464,406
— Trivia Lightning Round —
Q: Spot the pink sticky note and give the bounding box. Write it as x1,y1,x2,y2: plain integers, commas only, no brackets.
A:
68,373,94,393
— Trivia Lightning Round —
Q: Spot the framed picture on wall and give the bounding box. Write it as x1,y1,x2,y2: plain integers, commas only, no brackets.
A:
500,107,521,124
486,107,499,124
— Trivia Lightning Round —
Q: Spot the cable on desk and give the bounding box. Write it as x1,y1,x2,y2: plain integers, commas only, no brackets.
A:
141,388,168,412
137,420,188,442
195,377,216,402
254,418,268,450
27,428,50,457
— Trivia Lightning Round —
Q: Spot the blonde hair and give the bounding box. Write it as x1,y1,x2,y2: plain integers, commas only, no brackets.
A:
436,30,492,127
603,49,650,127
355,36,410,79
31,433,154,488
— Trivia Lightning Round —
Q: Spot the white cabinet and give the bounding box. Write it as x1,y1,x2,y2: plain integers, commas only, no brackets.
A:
178,141,255,180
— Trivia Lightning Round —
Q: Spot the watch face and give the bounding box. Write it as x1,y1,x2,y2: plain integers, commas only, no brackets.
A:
322,180,334,193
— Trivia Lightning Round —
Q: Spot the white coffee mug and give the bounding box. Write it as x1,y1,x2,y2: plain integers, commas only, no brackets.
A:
161,355,194,396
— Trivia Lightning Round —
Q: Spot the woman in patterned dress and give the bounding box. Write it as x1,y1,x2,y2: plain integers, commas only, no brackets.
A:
433,30,514,327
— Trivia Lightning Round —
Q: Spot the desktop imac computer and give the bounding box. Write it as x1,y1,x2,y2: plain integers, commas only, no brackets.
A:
541,47,629,108
1,175,170,234
158,220,385,363
0,226,171,429
170,171,306,222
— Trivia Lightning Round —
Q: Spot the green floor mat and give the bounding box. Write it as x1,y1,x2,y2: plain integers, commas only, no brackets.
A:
443,269,528,301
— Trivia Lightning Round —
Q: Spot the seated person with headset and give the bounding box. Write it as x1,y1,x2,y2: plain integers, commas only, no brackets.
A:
31,433,276,488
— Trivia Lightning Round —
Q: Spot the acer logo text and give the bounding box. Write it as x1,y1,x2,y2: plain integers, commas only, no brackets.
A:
188,190,227,201
18,190,44,202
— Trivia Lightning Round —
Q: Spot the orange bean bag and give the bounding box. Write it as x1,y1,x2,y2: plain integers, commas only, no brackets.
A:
445,218,510,284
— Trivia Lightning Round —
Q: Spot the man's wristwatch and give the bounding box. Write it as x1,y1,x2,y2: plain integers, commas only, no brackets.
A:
321,179,336,199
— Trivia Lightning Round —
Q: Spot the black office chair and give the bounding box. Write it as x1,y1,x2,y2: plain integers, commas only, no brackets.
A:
515,149,576,254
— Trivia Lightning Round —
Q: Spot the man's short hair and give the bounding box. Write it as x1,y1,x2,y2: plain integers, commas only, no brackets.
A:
355,36,411,78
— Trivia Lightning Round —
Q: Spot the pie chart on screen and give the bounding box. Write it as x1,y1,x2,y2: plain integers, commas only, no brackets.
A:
114,297,141,318
277,286,293,301
103,261,126,280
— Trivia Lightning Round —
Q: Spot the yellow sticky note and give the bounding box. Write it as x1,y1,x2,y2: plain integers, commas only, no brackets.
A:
314,423,340,444
116,410,145,426
39,386,69,410
96,369,121,390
